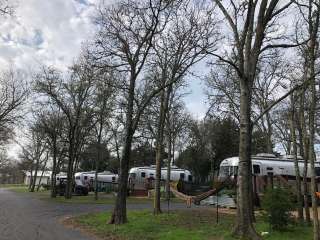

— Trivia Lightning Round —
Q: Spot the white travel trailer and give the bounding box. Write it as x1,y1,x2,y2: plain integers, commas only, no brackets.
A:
218,153,320,180
129,165,193,183
74,171,118,187
24,171,51,186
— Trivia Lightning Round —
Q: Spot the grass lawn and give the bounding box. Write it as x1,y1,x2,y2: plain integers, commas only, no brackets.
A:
0,183,26,188
6,186,179,205
71,210,313,240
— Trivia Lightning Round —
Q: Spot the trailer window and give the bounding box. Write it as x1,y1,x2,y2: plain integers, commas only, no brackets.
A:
84,176,88,180
180,173,185,180
219,166,230,177
141,172,146,178
75,176,80,180
112,177,115,182
188,175,193,182
230,166,238,176
266,167,273,171
129,173,136,179
315,167,320,176
253,165,260,174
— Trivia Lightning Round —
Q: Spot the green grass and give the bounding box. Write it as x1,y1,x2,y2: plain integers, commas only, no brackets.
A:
7,186,177,205
72,210,313,240
0,183,26,188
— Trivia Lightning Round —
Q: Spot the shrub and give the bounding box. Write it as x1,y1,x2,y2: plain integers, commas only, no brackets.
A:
261,187,295,230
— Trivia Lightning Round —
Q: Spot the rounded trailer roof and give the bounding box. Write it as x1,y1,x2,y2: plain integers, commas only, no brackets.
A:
220,157,239,166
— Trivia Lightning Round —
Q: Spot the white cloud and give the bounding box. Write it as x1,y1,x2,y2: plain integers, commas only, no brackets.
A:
0,0,209,160
0,0,99,71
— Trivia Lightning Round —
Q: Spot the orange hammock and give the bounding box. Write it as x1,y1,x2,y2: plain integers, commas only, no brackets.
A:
169,180,229,208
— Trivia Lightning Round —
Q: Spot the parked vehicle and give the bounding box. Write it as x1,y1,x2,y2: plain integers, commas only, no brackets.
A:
74,171,118,191
218,153,320,180
129,165,193,183
55,176,89,196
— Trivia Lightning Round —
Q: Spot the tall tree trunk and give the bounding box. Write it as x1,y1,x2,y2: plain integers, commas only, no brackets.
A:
166,134,172,200
266,112,273,153
50,143,57,198
300,88,311,223
28,162,34,190
65,141,75,199
95,126,103,201
95,151,99,201
290,94,303,222
154,89,166,215
309,59,319,240
154,83,172,214
109,132,133,224
233,82,260,239
37,153,48,192
109,75,135,224
30,158,40,192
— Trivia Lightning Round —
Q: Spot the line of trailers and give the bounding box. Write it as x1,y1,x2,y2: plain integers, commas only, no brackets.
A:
56,166,193,195
56,153,320,196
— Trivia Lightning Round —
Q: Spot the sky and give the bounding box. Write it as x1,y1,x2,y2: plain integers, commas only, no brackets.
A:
0,0,209,159
0,0,208,117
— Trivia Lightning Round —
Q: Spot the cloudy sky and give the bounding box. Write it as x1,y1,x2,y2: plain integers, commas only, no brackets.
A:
0,0,209,159
0,0,208,118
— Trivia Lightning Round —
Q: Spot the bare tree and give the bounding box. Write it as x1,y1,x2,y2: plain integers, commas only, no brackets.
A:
35,107,65,198
92,0,179,224
289,93,304,221
0,0,14,16
302,1,320,238
211,1,296,238
35,59,96,199
150,0,219,214
19,123,47,192
92,69,116,200
0,69,29,144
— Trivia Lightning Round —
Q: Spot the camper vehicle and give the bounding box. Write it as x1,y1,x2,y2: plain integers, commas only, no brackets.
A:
55,173,67,182
129,165,193,183
74,171,118,191
218,153,320,180
54,173,89,196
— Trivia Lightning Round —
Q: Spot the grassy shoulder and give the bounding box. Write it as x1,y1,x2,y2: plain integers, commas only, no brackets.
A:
7,186,181,205
70,210,312,240
0,183,26,188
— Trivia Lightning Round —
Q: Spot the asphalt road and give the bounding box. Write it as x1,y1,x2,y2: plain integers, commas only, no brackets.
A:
0,188,190,240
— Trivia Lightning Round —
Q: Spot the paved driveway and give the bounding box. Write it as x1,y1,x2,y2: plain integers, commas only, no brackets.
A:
0,188,190,240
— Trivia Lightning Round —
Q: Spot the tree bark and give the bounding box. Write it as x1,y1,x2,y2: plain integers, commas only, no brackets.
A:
109,74,135,224
290,94,303,222
233,82,260,239
65,136,75,199
30,157,40,192
154,89,166,215
300,90,311,223
95,127,103,201
50,143,57,198
109,131,133,224
266,111,273,153
308,51,320,240
166,133,172,200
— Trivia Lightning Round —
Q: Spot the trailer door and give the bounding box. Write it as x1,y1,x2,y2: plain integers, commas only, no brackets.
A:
252,163,262,176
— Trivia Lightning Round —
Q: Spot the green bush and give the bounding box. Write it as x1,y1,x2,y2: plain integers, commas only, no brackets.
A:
261,187,295,231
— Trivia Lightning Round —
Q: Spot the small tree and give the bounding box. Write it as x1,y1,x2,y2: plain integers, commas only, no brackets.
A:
262,187,295,231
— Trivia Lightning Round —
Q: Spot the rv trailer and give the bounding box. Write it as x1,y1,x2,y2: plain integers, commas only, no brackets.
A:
128,165,192,192
218,153,320,180
74,171,118,191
